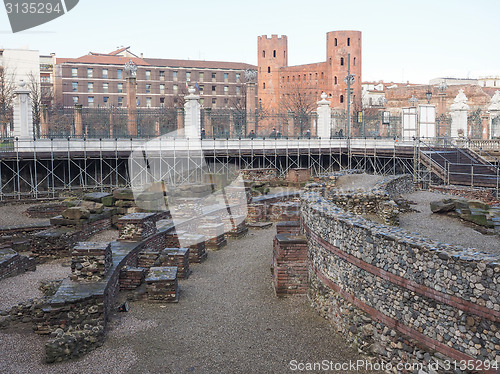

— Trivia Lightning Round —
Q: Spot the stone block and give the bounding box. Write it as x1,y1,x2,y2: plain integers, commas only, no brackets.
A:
84,192,112,203
145,266,179,303
62,207,90,220
430,200,455,213
113,188,135,201
80,201,104,214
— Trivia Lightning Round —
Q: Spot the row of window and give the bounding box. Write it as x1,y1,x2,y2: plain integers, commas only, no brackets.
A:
262,49,286,58
70,67,241,82
260,37,353,61
71,82,241,95
72,96,232,108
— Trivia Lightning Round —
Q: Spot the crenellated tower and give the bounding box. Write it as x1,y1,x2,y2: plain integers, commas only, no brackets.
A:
257,34,288,112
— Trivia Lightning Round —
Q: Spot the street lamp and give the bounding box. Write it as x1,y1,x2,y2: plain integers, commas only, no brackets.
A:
426,86,432,104
409,95,418,107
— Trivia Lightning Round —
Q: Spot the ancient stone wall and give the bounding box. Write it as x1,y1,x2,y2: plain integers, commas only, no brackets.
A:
302,191,500,369
429,185,500,206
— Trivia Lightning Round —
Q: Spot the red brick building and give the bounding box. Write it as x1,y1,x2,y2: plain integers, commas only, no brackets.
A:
257,31,362,113
54,47,256,109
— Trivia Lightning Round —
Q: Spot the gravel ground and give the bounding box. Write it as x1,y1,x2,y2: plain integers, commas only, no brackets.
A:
400,190,500,255
335,174,385,191
89,228,120,243
0,227,378,374
0,259,70,311
0,203,50,226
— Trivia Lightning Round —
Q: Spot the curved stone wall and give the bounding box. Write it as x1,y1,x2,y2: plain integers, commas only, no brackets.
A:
302,190,500,370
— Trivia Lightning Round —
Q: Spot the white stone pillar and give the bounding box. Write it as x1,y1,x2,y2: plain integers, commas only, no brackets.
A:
183,87,201,139
12,81,34,139
450,89,469,138
316,92,331,138
488,91,500,139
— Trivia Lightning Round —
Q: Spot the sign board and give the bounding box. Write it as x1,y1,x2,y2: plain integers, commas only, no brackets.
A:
418,105,436,138
402,107,417,140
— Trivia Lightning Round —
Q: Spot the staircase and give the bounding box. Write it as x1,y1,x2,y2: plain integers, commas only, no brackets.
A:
418,140,499,189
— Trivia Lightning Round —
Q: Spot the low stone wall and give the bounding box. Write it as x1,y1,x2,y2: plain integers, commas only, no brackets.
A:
430,185,500,206
302,191,500,371
0,248,36,280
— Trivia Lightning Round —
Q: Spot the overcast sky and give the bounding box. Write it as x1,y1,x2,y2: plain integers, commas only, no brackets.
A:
1,0,498,84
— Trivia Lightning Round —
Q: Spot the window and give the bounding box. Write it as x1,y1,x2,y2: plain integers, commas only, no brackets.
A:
88,82,94,93
315,72,318,80
118,97,123,107
103,96,109,104
287,76,290,82
212,97,217,106
353,57,356,66
117,83,123,93
145,70,151,80
334,76,337,85
273,50,276,58
72,82,78,92
329,57,332,66
102,69,108,79
267,66,271,73
160,84,165,94
321,72,324,79
117,69,123,79
236,86,240,95
72,96,79,104
224,86,229,95
334,38,337,46
200,98,204,105
186,72,191,81
173,71,178,81
199,85,204,94
263,82,266,89
340,95,344,103
262,50,266,58
87,68,93,78
101,82,108,93
298,75,300,82
224,73,228,82
159,71,165,80
340,58,344,66
146,84,151,94
72,68,78,77
173,84,178,94
347,37,350,46
160,97,165,107
88,96,94,107
212,73,216,82
146,97,152,107
199,72,204,82
236,73,240,82
212,85,216,94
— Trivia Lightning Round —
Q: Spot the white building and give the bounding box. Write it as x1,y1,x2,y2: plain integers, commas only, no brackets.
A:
0,49,41,88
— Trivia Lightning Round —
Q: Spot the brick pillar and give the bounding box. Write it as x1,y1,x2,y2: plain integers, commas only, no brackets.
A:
40,104,49,138
246,82,257,135
204,108,212,137
272,233,308,296
481,113,490,140
176,108,184,136
126,76,137,137
74,104,83,138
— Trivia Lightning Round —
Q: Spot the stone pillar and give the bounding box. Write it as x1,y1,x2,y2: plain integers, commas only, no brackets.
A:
287,111,295,137
481,113,490,140
126,76,137,137
488,91,500,139
40,104,49,138
12,81,34,139
246,82,257,134
229,112,234,138
154,121,160,137
183,87,201,139
316,92,332,139
74,104,83,138
450,89,469,138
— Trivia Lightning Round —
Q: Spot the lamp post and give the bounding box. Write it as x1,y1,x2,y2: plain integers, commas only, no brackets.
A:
426,86,433,104
409,95,418,107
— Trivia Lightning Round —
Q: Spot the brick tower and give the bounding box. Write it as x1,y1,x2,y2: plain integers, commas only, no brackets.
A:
326,30,362,110
257,35,288,113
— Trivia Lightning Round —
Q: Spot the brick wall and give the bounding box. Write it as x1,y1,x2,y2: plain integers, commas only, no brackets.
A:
272,233,308,296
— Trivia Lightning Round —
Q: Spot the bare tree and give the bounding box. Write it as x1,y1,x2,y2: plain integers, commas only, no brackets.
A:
0,66,16,136
279,83,317,136
27,72,54,135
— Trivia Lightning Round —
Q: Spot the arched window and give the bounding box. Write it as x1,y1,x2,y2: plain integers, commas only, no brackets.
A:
321,72,324,80
284,51,286,58
334,38,337,46
334,76,337,85
263,82,266,89
347,38,350,46
353,57,356,66
340,95,344,103
263,50,266,58
273,50,276,58
340,58,344,66
268,66,271,73
329,57,332,66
